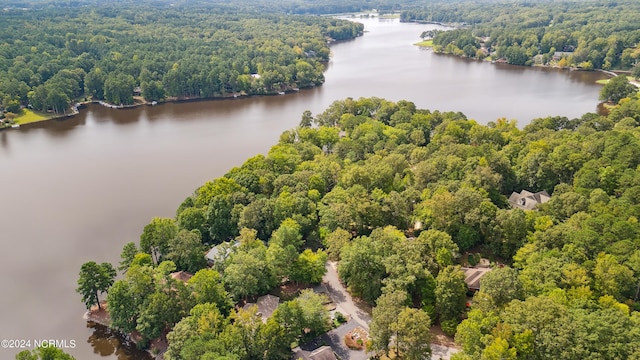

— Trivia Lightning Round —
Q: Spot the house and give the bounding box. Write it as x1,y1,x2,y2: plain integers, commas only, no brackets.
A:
243,294,280,322
552,51,573,61
170,271,193,283
461,267,492,291
508,190,550,210
292,319,371,360
293,346,338,360
205,240,239,266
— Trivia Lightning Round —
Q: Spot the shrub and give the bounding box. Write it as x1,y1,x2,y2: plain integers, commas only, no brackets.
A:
441,319,459,337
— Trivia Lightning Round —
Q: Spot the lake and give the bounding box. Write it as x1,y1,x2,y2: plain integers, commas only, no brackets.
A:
0,17,606,359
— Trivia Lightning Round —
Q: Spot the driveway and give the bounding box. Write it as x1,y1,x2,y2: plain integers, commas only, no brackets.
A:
323,261,372,330
321,261,461,360
432,344,461,360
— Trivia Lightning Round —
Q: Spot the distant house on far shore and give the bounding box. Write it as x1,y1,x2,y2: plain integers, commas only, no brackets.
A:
508,190,550,211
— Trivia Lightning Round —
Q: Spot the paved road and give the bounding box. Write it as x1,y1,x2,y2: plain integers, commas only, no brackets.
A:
432,344,461,360
322,261,461,360
323,261,372,330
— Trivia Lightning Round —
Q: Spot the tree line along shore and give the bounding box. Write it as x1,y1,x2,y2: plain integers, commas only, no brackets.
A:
0,1,363,128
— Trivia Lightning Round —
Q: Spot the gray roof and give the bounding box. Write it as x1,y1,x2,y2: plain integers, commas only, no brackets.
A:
508,190,550,210
244,294,280,323
293,319,371,360
461,267,492,291
205,240,239,262
309,346,338,360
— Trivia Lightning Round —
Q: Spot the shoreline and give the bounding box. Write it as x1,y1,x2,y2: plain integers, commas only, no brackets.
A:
3,86,311,130
415,46,634,84
84,303,162,359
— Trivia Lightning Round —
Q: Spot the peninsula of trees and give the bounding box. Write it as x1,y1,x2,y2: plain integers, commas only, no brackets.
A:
0,1,363,116
78,90,640,358
403,0,640,71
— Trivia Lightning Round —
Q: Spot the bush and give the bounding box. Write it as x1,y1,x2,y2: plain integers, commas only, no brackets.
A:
334,311,347,324
441,319,459,337
422,304,435,319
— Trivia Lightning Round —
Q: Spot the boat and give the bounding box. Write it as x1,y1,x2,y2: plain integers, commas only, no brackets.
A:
151,101,158,106
278,91,285,95
11,124,20,128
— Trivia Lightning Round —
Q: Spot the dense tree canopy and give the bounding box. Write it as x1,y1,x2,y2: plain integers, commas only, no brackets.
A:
403,0,640,70
0,1,363,115
75,85,640,358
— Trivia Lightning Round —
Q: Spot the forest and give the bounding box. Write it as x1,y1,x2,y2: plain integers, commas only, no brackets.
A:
402,0,640,70
75,87,640,359
0,2,363,117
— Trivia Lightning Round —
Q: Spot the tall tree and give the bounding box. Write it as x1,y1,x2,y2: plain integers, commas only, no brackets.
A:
118,242,139,273
435,265,467,322
479,267,524,307
392,307,432,360
106,280,138,333
166,229,207,273
140,217,178,264
188,268,233,315
370,290,409,353
76,261,116,310
600,75,638,104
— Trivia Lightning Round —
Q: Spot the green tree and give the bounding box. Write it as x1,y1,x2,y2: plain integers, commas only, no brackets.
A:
84,68,106,100
104,72,135,105
479,267,524,307
76,261,116,310
141,80,165,102
140,217,178,264
324,227,351,261
15,346,75,360
392,307,432,360
177,207,209,242
338,235,386,303
599,75,638,104
481,338,517,360
188,268,233,315
291,249,328,284
166,229,207,273
370,290,409,353
118,242,139,273
207,194,238,243
633,65,640,81
594,253,635,301
224,251,273,300
106,280,138,333
435,266,467,322
136,280,193,343
270,218,303,250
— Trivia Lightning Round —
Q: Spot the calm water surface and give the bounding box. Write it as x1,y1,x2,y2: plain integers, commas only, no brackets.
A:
0,18,606,359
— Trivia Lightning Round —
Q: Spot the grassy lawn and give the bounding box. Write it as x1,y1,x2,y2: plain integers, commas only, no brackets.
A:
597,76,637,85
378,14,400,19
14,109,52,124
413,39,433,47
